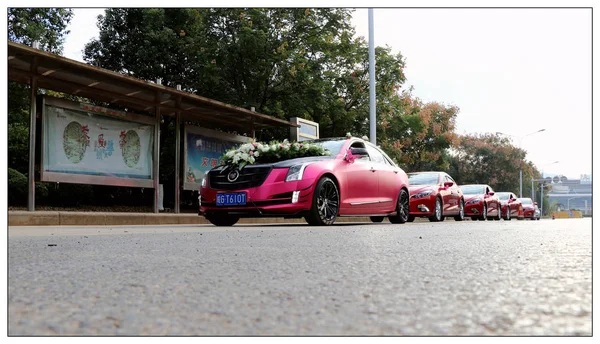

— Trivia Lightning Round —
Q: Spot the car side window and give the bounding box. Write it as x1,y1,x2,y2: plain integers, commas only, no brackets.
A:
366,146,385,164
446,175,456,184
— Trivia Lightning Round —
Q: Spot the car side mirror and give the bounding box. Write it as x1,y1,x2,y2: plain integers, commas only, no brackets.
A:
349,147,369,157
534,202,538,207
508,198,514,203
488,192,495,196
443,181,454,188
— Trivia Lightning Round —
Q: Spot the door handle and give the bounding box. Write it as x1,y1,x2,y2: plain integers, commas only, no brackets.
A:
393,170,399,174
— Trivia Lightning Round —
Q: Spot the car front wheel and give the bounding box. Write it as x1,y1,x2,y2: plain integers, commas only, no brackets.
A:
205,214,240,226
429,197,443,222
305,176,339,226
454,199,465,221
389,189,409,224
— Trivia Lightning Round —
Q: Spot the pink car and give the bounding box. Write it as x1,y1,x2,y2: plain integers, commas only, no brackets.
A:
199,137,410,226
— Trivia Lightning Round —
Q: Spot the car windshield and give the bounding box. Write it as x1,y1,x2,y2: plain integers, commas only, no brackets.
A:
496,193,510,200
408,173,439,185
460,185,485,195
305,138,346,156
520,198,533,205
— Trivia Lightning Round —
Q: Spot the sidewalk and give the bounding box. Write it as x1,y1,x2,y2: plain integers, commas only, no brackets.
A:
8,211,373,226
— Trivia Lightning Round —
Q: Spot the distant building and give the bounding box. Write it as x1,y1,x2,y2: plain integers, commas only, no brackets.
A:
546,174,592,215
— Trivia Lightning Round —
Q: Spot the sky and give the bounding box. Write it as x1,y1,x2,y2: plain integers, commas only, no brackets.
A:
61,6,593,180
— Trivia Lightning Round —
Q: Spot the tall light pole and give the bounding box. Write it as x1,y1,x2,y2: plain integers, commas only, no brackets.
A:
497,128,546,198
368,8,376,145
533,160,559,201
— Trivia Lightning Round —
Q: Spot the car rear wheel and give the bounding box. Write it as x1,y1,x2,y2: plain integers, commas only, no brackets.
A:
305,176,339,226
389,189,409,224
429,197,443,222
205,214,239,226
370,216,385,223
454,199,465,221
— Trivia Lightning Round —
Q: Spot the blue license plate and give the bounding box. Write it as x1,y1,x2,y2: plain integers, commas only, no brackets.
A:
216,192,247,206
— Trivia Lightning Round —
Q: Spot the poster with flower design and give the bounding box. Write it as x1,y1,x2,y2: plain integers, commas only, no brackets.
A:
42,97,155,187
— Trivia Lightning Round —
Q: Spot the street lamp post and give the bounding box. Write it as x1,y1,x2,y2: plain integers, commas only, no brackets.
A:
533,160,559,202
497,129,546,198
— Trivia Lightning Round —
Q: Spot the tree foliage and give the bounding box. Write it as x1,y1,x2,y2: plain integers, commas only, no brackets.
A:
449,133,541,195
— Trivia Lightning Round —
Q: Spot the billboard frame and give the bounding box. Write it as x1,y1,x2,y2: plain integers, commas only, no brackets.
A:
183,125,249,191
40,96,156,188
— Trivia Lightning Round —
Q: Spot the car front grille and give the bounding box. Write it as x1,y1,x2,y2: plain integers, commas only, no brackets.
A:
208,166,272,190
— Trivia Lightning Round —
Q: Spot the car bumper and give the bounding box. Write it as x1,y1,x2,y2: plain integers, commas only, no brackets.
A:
465,202,484,216
409,196,435,216
200,169,317,217
523,209,535,218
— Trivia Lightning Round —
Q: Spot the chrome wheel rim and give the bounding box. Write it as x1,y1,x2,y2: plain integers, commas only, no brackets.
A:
317,181,338,222
398,190,409,220
460,201,464,218
483,205,487,220
506,207,510,219
435,199,441,220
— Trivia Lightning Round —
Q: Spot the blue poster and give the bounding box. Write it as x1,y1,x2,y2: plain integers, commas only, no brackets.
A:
185,131,239,185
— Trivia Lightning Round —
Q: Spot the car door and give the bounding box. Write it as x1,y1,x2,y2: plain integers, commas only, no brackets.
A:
342,144,380,213
439,174,454,214
366,145,397,212
444,175,461,214
510,193,519,217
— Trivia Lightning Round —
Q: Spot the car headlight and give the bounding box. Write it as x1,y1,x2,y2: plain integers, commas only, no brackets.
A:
466,198,481,205
201,174,207,188
285,164,310,182
411,190,433,199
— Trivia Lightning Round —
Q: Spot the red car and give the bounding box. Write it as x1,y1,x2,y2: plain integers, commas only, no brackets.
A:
199,137,410,226
518,197,541,220
407,172,465,222
495,192,524,220
459,184,501,221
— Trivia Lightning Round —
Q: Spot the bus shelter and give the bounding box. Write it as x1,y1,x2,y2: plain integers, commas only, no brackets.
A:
8,41,297,213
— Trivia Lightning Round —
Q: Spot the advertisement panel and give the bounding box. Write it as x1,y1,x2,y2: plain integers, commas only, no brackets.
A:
183,126,248,191
41,96,155,188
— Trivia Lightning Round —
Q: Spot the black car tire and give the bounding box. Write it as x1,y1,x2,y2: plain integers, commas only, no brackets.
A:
389,189,409,224
205,214,239,226
504,207,511,220
480,204,488,221
454,199,465,221
370,216,385,223
305,176,339,226
407,215,415,222
429,197,443,222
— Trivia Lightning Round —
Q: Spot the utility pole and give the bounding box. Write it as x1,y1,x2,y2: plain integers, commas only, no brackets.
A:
368,8,376,145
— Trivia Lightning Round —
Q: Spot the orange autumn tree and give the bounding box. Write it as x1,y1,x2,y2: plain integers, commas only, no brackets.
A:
378,90,459,172
448,133,541,194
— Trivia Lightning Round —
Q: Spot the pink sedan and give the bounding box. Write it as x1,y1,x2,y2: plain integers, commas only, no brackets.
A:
200,137,410,226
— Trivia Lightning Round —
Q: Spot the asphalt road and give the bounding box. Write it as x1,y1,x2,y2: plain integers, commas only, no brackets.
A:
8,218,592,336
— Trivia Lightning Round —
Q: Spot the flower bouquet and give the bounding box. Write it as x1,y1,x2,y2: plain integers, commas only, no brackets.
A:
221,139,331,169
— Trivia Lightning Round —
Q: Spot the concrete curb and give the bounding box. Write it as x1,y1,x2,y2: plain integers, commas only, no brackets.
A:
8,211,374,226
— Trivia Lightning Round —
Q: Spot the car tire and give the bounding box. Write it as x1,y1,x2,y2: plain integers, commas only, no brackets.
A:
504,207,511,220
407,215,415,222
471,217,478,221
429,197,443,222
494,205,501,220
389,189,409,224
305,176,339,226
370,216,385,223
454,199,465,221
205,214,240,226
481,203,488,221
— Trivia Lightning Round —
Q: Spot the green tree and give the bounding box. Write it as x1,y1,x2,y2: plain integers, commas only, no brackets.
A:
8,8,74,173
449,133,541,195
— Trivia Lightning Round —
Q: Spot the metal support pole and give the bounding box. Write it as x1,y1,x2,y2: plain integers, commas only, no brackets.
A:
368,8,376,145
540,184,544,216
250,107,256,139
175,85,182,214
519,169,523,198
153,87,161,213
531,179,535,201
27,75,38,211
